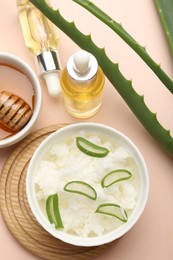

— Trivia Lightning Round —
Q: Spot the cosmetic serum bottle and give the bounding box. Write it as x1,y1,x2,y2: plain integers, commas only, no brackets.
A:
17,0,61,97
60,50,105,118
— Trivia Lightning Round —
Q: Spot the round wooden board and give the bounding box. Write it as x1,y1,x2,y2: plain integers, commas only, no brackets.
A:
0,124,111,260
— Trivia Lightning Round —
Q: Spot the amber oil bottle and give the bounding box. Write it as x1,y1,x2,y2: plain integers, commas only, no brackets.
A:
60,50,105,118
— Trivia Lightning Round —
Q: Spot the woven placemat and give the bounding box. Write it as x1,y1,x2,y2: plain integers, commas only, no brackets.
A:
0,124,111,260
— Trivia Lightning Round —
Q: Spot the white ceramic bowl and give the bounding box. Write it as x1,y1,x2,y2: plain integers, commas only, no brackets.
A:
0,52,42,148
26,123,149,247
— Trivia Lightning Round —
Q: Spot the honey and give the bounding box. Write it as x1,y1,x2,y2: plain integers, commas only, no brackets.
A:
0,122,15,139
0,65,34,140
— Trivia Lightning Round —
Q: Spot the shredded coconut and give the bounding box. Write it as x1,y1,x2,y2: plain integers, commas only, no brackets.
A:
34,131,139,237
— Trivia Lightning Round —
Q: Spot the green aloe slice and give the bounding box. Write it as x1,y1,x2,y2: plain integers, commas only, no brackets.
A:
76,136,109,158
101,169,132,188
64,180,97,200
46,193,64,229
95,203,128,222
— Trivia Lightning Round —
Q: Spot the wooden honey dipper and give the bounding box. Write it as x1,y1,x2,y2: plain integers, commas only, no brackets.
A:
0,91,33,132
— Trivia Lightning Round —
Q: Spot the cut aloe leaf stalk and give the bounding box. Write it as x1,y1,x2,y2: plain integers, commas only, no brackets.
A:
74,0,173,93
95,203,128,222
101,169,132,188
76,136,109,158
155,0,173,57
46,193,64,229
64,180,97,200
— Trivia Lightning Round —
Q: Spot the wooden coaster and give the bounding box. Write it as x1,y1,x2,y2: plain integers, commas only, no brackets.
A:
0,124,111,260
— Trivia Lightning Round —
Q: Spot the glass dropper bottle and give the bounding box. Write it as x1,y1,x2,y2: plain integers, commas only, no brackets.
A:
16,0,61,97
60,50,105,118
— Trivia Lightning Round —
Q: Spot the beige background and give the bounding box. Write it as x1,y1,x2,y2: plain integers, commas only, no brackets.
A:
0,0,173,259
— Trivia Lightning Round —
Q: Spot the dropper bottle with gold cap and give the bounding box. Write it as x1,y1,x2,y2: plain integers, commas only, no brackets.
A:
16,0,61,97
60,50,105,118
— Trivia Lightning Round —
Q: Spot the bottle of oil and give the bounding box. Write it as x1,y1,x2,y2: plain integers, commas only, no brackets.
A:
60,50,105,118
16,0,61,97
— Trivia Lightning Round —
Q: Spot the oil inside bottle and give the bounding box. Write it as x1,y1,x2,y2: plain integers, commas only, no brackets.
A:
17,0,59,55
60,68,105,118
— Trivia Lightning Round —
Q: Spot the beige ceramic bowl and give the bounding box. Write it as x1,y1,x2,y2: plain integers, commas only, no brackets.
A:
0,52,42,148
26,123,149,247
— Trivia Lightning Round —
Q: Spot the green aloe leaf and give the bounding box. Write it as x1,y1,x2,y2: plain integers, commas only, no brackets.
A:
46,193,64,229
95,203,128,223
155,0,173,57
64,181,97,200
101,169,132,188
74,0,173,93
76,136,109,158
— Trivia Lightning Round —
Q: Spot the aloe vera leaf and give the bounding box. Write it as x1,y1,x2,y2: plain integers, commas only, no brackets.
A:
46,193,64,229
64,181,97,200
29,0,173,157
95,203,128,222
76,136,109,157
73,0,173,93
155,0,173,57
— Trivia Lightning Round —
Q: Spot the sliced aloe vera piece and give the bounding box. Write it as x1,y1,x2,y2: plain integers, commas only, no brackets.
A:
64,180,97,200
46,193,64,229
95,203,128,222
76,136,109,158
101,169,132,188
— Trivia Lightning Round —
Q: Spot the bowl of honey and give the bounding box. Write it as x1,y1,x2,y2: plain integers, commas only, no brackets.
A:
0,52,42,148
